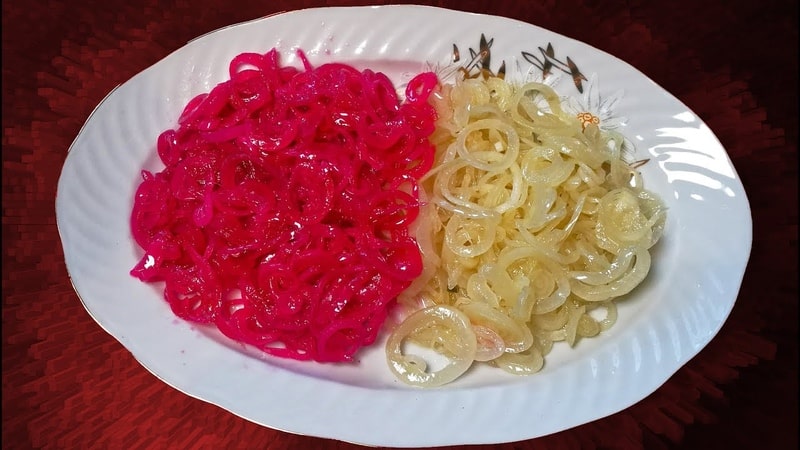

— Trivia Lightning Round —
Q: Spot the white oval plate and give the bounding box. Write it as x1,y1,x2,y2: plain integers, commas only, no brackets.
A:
56,5,752,447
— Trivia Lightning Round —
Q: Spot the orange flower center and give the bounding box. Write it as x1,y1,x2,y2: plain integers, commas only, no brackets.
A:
577,111,600,129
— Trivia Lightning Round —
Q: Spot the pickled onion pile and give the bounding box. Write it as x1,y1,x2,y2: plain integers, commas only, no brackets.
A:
385,76,667,387
130,49,439,362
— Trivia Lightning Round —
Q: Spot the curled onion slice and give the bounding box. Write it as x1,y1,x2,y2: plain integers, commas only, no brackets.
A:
386,305,477,387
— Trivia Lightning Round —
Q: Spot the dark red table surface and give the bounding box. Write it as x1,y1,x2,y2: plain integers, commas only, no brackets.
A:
3,0,797,449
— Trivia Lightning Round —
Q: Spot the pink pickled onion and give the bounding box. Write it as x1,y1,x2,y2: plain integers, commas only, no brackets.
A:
130,49,439,362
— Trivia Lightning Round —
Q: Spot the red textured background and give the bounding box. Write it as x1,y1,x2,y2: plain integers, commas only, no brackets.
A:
2,1,797,449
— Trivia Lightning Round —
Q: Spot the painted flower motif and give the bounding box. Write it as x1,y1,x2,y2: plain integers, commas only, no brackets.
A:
513,58,563,88
425,60,460,84
426,36,646,166
561,73,626,131
560,73,639,163
432,35,505,83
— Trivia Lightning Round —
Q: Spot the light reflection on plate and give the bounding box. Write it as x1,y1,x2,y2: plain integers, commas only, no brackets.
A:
55,5,751,447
